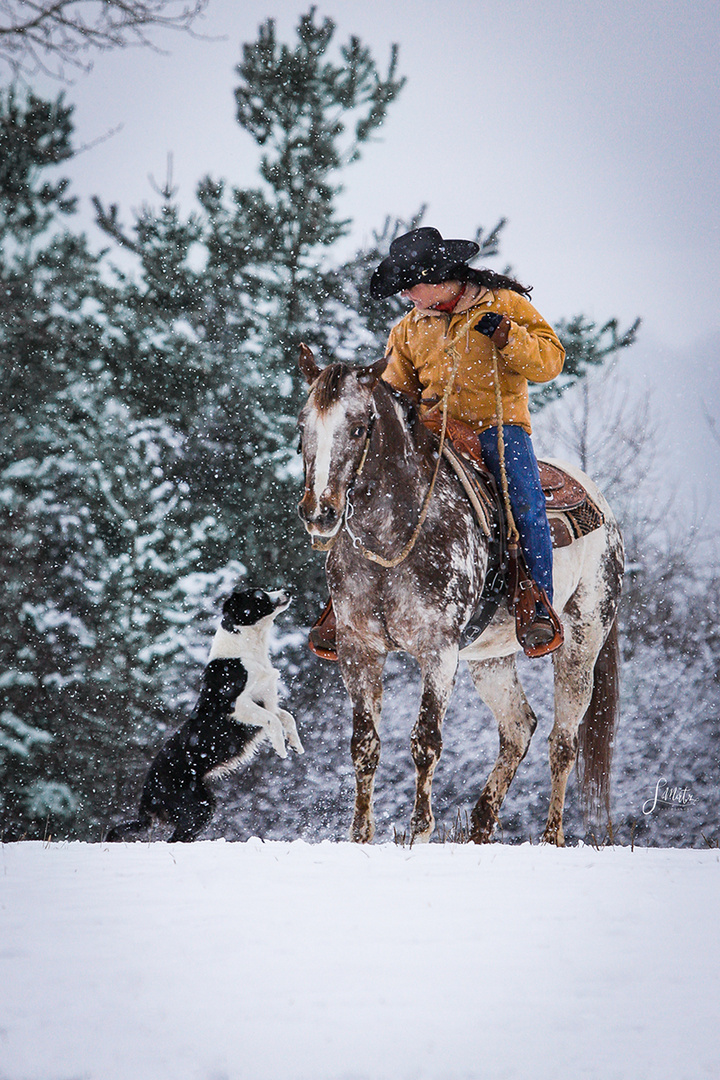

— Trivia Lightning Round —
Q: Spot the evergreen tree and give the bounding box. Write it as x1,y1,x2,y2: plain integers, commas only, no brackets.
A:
93,8,406,616
0,12,645,840
0,90,234,837
0,88,102,833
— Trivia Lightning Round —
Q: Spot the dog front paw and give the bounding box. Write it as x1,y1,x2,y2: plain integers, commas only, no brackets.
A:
267,721,288,759
277,709,304,754
264,715,288,759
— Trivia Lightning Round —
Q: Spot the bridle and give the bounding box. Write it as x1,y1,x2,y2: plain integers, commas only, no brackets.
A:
305,311,502,568
307,398,379,554
308,357,458,569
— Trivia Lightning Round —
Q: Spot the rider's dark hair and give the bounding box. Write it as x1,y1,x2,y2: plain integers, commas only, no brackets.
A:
447,264,532,299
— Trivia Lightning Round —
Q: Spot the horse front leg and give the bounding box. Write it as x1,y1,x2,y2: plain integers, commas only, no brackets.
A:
466,655,538,843
340,647,385,844
410,646,458,842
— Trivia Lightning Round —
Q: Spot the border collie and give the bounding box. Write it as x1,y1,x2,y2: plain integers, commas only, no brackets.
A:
107,588,303,842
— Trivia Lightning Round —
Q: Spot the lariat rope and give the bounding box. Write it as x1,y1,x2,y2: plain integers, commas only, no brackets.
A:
317,312,518,566
343,314,475,569
489,350,520,544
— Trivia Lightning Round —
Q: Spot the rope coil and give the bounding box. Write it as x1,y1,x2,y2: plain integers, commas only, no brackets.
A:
340,312,517,566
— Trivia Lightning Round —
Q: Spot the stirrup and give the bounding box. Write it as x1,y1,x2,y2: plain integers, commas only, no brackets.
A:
308,598,338,662
519,590,564,658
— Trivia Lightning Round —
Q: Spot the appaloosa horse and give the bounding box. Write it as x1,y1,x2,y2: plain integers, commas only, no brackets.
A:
297,346,624,845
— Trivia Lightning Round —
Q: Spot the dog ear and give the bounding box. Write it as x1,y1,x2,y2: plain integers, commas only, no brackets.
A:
298,342,321,385
356,356,389,389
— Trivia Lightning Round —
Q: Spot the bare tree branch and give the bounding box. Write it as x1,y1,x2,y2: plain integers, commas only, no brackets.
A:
91,195,140,252
0,0,210,80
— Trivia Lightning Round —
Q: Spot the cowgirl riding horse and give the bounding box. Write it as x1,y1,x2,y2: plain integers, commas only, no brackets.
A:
310,226,565,659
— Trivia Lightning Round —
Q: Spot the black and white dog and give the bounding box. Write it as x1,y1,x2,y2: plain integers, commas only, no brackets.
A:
107,588,303,842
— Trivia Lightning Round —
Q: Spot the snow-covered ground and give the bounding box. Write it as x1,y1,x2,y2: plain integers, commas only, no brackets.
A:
1,841,718,1080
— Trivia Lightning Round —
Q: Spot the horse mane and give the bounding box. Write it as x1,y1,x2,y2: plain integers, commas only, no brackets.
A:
385,384,437,448
310,365,435,466
313,363,352,414
371,382,438,477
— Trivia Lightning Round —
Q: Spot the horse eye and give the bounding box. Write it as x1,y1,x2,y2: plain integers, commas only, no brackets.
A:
296,438,302,454
351,425,366,438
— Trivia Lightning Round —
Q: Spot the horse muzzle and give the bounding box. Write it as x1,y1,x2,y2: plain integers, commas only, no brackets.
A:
298,494,343,539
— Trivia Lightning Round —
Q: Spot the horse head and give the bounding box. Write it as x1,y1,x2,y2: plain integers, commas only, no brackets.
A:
297,344,388,542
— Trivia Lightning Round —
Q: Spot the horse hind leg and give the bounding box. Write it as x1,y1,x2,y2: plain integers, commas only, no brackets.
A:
341,648,384,843
545,615,618,846
466,655,538,843
410,646,458,843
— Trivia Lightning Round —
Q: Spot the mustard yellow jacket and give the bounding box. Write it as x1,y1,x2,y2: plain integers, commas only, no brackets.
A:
382,286,564,434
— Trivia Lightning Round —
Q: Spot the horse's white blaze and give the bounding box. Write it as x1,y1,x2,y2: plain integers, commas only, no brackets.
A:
312,405,343,507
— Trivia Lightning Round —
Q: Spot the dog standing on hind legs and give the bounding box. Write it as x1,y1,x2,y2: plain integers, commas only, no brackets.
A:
107,588,303,843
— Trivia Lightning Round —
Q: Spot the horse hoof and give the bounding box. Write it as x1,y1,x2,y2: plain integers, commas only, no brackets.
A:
410,818,434,844
469,828,494,845
350,818,375,844
469,805,496,844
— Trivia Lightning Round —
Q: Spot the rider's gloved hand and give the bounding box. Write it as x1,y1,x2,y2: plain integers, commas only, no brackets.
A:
475,313,504,336
474,312,511,349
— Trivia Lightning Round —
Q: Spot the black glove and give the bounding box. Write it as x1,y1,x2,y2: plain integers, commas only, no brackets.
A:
474,312,505,338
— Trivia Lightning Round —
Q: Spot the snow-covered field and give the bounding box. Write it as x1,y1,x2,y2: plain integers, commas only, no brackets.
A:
1,841,718,1080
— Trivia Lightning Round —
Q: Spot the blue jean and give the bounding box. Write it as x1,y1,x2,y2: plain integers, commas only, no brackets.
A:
478,425,554,603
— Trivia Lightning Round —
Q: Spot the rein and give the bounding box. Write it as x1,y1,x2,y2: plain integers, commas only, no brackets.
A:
318,315,483,568
489,352,520,544
344,366,455,569
310,311,510,568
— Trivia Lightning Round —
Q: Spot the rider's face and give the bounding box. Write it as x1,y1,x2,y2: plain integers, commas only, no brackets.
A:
400,280,463,309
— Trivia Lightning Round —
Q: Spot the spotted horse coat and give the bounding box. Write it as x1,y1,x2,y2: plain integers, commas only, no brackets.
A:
297,346,624,846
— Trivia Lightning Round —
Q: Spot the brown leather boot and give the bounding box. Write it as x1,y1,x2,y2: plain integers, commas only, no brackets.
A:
508,543,564,659
519,591,564,658
522,614,563,656
308,598,338,661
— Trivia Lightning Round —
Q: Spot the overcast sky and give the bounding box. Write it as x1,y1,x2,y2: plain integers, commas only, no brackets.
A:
25,0,720,519
26,0,719,344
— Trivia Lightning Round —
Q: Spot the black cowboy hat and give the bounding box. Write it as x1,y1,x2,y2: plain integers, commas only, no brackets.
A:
369,227,479,300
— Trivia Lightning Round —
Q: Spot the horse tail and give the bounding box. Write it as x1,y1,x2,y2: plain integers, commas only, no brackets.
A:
576,617,620,828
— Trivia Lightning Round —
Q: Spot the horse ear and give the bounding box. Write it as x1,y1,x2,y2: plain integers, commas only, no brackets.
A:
298,342,321,385
356,356,389,389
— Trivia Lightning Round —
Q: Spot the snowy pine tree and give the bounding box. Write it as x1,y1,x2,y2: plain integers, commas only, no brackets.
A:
0,91,238,836
92,8,406,619
0,14,673,843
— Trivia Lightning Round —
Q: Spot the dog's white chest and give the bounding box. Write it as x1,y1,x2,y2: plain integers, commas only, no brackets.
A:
206,615,302,758
243,659,279,709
